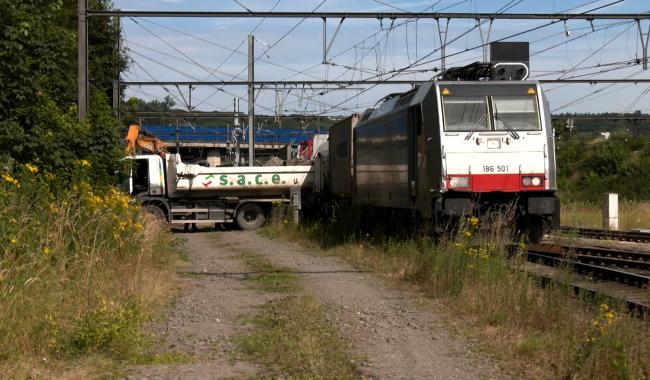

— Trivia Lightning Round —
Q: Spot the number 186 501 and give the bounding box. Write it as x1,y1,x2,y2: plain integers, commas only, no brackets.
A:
483,165,508,173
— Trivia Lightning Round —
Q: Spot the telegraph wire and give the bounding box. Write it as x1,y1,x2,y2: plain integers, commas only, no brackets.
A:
558,22,635,79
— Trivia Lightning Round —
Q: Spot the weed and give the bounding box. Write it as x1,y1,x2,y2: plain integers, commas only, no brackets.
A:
234,295,359,379
237,249,299,293
561,200,650,230
233,248,358,378
0,164,183,376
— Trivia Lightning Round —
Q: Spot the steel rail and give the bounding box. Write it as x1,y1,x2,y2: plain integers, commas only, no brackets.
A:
527,244,650,271
526,251,650,288
87,11,650,20
559,226,650,243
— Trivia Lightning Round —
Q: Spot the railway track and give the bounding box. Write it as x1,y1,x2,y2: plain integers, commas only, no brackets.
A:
559,226,650,244
519,234,650,311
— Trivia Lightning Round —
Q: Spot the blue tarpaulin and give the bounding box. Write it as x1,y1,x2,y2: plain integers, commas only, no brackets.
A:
141,124,318,145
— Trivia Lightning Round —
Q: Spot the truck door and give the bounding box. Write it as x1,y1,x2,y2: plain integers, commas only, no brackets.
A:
131,159,150,196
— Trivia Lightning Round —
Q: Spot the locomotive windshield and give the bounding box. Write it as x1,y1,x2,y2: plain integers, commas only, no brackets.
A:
492,96,540,131
441,96,490,132
441,86,541,132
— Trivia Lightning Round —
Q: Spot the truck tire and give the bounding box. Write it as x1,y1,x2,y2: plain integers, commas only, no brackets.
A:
236,203,265,230
143,204,167,222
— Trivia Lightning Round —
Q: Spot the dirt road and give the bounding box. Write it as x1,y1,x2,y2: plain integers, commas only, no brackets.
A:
129,230,506,379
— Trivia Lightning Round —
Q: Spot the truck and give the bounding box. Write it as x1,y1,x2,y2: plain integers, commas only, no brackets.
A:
123,125,314,230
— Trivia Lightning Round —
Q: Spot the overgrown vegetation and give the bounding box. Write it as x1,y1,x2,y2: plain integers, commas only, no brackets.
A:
0,0,127,183
555,128,650,202
0,1,184,376
265,206,650,379
561,200,650,230
0,164,183,376
233,251,359,379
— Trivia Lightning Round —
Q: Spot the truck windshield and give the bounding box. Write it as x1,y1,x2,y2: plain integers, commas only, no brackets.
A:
442,96,490,132
492,96,540,131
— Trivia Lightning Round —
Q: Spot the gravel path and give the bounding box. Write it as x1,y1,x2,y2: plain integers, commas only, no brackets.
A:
129,229,506,379
128,231,267,380
221,230,504,379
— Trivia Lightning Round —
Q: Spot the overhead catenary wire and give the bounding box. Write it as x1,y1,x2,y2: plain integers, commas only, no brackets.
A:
191,0,331,109
309,0,631,116
118,0,648,116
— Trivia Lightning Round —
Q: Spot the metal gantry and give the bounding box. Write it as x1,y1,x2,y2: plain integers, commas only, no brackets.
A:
79,9,650,121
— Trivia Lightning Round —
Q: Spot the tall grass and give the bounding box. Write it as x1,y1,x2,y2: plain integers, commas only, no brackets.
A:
0,162,180,377
561,200,650,230
265,206,650,379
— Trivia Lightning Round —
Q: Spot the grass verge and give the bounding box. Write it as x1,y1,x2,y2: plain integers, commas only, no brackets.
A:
561,200,650,230
264,206,650,380
232,251,359,379
0,163,185,378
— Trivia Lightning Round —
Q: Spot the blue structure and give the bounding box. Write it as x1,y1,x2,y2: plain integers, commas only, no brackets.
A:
141,124,318,145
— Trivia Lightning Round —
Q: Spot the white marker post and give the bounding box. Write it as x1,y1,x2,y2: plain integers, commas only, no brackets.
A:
603,193,619,231
291,187,301,224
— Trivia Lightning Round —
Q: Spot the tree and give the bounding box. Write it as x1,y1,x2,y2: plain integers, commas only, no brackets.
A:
0,0,128,183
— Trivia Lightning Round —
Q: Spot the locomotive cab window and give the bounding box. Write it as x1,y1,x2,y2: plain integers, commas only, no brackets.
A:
492,96,541,131
442,96,490,132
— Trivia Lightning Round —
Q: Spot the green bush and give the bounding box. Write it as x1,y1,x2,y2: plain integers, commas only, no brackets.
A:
556,134,650,201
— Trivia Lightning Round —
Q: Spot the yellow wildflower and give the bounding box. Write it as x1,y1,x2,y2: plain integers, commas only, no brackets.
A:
468,216,480,226
43,246,50,255
134,222,143,232
79,159,91,168
25,163,39,174
10,238,17,245
2,174,20,188
464,231,472,238
88,194,103,207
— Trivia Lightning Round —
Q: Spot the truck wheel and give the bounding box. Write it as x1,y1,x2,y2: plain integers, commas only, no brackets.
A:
143,204,167,222
236,203,265,230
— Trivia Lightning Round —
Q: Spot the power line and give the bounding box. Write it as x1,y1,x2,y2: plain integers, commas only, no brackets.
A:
88,10,650,20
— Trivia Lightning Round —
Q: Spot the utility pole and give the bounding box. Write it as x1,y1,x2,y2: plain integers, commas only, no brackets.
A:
113,17,120,118
78,0,88,120
248,35,255,166
633,110,641,138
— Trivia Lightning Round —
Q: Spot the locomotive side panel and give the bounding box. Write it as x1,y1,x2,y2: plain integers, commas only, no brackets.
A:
328,115,359,197
354,109,412,209
412,82,443,217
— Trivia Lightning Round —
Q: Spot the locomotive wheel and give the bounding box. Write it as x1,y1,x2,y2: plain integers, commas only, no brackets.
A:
526,216,548,243
236,203,265,230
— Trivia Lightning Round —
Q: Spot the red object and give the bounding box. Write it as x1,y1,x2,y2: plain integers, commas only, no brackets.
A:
447,174,545,192
298,139,313,160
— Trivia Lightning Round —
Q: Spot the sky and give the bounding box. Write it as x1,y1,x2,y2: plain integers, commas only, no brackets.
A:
111,0,650,117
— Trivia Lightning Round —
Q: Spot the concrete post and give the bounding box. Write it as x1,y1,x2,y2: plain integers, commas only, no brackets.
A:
290,187,301,224
603,193,619,230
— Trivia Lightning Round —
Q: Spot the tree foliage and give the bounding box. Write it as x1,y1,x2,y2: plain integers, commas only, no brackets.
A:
556,133,650,201
0,0,127,183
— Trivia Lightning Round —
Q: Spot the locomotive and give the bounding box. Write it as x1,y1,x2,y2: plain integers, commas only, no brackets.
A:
313,61,560,242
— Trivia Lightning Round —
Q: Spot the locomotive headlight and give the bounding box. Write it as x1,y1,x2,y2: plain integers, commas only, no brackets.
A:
522,176,543,187
448,176,470,188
